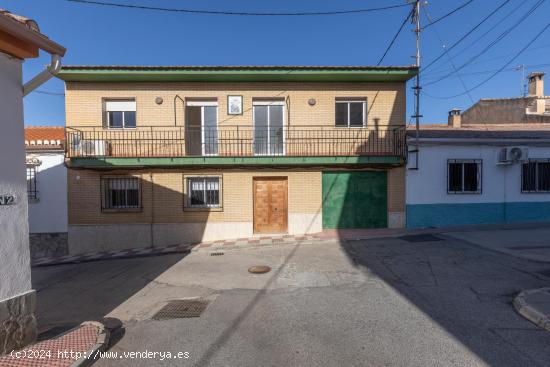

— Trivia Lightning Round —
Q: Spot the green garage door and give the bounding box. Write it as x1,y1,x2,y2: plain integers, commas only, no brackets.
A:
322,171,387,229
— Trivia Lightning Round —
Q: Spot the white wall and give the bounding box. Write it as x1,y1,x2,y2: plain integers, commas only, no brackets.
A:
27,152,67,233
0,52,32,301
407,143,550,205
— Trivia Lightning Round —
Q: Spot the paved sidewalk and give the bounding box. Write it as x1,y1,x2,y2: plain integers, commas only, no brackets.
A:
514,288,550,331
32,233,326,267
0,322,108,367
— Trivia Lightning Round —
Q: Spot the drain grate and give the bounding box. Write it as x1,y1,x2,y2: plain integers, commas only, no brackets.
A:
399,234,443,243
152,299,210,320
210,251,225,256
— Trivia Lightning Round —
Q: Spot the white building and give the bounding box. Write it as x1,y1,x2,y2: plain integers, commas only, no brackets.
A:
407,73,550,228
25,127,67,259
0,9,65,354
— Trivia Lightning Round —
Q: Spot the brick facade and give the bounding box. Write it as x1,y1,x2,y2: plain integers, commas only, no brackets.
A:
65,82,405,128
65,81,407,253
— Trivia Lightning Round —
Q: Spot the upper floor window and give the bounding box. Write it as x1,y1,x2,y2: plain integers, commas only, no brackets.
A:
335,98,366,127
522,159,550,193
105,99,136,129
448,159,482,194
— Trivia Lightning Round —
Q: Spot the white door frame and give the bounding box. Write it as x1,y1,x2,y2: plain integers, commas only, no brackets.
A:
252,100,285,156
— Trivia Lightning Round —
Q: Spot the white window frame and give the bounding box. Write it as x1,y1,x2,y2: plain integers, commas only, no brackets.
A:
105,99,137,129
186,100,219,156
335,99,367,128
447,159,482,194
252,100,286,156
187,176,222,208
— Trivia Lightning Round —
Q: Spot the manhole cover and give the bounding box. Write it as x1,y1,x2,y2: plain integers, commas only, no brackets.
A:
152,299,209,320
248,265,271,274
399,234,443,243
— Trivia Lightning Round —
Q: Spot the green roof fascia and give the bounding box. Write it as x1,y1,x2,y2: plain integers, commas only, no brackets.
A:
57,69,417,83
68,156,404,168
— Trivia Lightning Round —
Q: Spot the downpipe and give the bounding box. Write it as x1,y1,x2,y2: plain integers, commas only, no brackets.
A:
23,54,62,96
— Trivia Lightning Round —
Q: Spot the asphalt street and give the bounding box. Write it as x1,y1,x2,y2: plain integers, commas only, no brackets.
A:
32,227,550,366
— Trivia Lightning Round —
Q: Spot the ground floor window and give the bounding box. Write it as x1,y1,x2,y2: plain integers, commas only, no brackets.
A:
447,159,482,194
101,176,141,210
522,159,550,193
187,177,221,208
26,166,38,201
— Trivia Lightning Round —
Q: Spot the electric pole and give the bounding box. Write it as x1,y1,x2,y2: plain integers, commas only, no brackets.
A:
409,0,422,169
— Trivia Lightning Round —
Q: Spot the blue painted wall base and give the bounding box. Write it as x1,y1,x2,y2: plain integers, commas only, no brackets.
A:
406,202,550,228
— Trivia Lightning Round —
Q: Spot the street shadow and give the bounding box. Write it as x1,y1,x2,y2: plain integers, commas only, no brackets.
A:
32,252,189,328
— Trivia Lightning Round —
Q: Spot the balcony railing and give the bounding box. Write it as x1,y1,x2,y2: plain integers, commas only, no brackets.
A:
66,125,406,159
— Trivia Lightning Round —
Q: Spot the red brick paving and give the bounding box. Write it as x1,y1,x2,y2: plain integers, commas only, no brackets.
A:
0,324,100,367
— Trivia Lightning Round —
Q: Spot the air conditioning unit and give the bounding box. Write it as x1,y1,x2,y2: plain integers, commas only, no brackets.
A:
496,146,529,164
81,140,108,156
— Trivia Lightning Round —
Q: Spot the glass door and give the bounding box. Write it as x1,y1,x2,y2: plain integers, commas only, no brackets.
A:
202,106,218,156
185,102,218,156
253,102,284,155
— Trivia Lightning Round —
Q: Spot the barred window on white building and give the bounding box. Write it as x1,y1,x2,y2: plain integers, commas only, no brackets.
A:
447,159,482,194
27,166,38,201
101,177,141,210
522,159,550,193
188,177,220,208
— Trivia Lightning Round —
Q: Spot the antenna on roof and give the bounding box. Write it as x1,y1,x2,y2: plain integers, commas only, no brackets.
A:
514,64,526,97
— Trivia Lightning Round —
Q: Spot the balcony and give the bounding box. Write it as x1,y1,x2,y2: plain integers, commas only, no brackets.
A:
65,125,406,166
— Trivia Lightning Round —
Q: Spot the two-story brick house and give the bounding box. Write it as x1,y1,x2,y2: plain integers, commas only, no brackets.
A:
58,65,416,254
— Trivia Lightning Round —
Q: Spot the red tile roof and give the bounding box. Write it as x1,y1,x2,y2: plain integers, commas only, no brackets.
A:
25,126,65,151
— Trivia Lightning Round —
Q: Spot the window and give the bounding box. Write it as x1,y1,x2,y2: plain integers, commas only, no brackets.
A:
335,99,366,127
27,166,38,201
522,159,550,193
448,159,482,194
105,99,136,128
101,177,141,210
187,177,221,208
253,100,284,155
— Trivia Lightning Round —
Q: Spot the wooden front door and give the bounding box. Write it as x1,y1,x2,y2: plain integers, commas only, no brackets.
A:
253,177,288,233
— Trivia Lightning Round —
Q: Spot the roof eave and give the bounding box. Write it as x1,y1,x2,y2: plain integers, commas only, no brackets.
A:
0,15,65,56
57,67,418,83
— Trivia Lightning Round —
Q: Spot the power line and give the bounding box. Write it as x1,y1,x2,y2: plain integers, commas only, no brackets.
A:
423,43,550,77
423,0,544,87
34,90,65,96
423,0,512,72
423,22,550,100
423,0,475,29
445,0,526,65
377,6,414,65
423,62,550,81
423,10,477,107
67,0,410,16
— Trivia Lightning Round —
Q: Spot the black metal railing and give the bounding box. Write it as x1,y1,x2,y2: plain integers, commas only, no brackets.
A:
66,125,406,159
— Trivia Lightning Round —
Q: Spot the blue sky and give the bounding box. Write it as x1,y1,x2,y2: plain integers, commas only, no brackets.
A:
4,0,550,126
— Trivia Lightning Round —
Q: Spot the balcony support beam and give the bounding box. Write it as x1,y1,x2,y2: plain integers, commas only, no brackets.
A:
67,156,404,169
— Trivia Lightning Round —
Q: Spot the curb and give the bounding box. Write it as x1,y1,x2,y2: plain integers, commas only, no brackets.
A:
513,288,550,332
70,321,110,367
